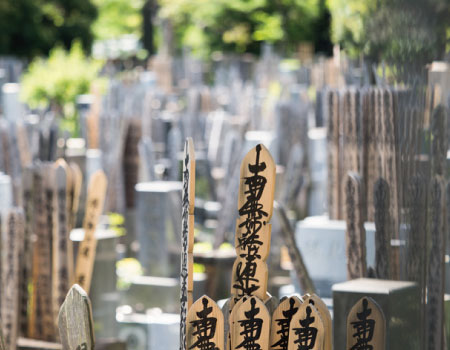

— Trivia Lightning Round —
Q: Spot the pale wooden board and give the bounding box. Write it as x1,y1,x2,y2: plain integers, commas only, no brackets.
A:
58,284,95,350
68,162,82,285
302,294,332,350
231,296,270,350
270,296,303,350
426,176,446,350
187,295,224,350
180,137,196,350
2,209,25,350
231,144,275,305
288,303,324,350
327,90,341,220
228,296,249,350
53,164,71,330
346,297,385,350
345,172,367,279
74,170,108,293
374,177,390,280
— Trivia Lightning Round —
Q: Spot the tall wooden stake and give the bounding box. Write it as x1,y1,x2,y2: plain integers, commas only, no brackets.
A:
74,170,107,293
180,137,196,350
374,177,391,279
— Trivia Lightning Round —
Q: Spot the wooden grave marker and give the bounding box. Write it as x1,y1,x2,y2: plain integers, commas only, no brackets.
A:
180,137,196,350
19,166,34,336
287,302,324,350
228,296,248,350
231,144,276,306
74,170,107,293
58,284,95,350
270,296,303,350
52,163,72,327
346,297,385,350
345,172,367,279
1,208,25,350
30,164,56,340
374,177,390,280
426,176,446,350
327,90,341,220
68,162,82,284
187,296,224,350
302,294,332,350
231,296,270,350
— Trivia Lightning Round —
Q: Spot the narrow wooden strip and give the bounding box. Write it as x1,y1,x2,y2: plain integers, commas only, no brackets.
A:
346,297,385,350
74,170,108,293
302,294,332,350
58,284,95,350
345,172,367,279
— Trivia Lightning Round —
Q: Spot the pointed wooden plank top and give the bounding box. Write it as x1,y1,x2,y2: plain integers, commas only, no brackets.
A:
288,303,324,350
187,295,224,350
58,284,95,350
270,296,303,350
302,294,332,350
231,296,270,350
346,297,385,350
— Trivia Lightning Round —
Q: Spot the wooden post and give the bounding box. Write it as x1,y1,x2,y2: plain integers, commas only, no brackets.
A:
302,294,332,350
68,162,82,285
58,284,95,350
426,176,445,350
273,201,315,294
187,296,224,350
327,90,341,220
180,138,196,350
2,208,25,350
346,297,385,350
345,172,367,279
74,170,107,293
270,296,302,350
230,144,275,307
287,302,324,350
231,296,270,350
374,177,391,279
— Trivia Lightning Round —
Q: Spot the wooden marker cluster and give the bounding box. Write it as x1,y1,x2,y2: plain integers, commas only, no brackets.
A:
180,138,196,350
26,161,84,341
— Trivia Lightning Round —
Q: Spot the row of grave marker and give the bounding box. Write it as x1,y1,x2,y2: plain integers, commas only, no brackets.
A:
0,162,107,348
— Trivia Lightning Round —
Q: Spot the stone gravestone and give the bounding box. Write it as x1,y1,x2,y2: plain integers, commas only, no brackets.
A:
138,137,157,182
58,284,95,350
136,181,182,276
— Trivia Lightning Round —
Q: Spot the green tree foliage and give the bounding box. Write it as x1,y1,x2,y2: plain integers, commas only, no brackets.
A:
158,0,332,57
0,0,98,59
92,0,144,40
20,42,104,134
328,0,450,64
